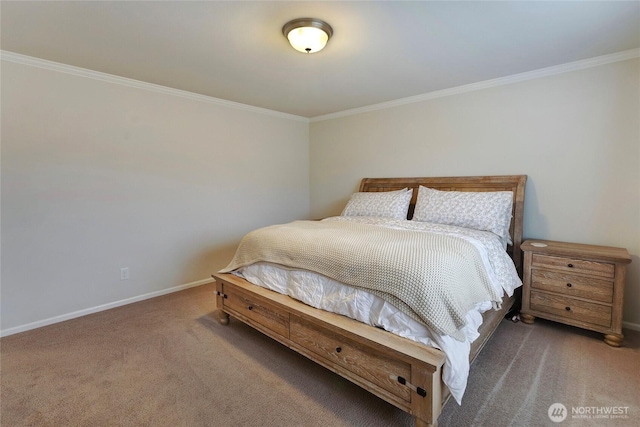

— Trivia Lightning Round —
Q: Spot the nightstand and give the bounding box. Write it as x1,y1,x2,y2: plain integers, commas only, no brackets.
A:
520,239,631,346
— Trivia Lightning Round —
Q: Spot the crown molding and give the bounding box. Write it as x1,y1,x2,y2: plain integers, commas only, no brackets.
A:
3,48,637,124
311,48,640,122
0,50,309,123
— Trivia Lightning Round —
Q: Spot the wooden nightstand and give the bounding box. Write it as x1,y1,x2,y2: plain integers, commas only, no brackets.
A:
520,239,631,346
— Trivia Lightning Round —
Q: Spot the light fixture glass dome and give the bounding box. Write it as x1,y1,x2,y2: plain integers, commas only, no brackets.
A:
282,18,333,54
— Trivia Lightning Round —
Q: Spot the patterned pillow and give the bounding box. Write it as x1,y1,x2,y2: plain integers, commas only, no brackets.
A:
341,188,413,220
412,186,514,245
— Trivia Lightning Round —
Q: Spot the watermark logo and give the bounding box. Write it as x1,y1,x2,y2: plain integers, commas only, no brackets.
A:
571,405,629,420
548,403,631,422
548,403,568,423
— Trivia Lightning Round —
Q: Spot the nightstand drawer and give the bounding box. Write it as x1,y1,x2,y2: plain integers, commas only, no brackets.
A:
531,270,613,303
532,254,614,279
530,291,611,328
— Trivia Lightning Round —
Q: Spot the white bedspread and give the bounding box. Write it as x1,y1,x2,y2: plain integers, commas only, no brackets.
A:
230,216,522,404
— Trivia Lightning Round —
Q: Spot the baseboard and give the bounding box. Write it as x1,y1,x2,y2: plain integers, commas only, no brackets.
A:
3,283,638,337
623,321,640,332
0,278,214,338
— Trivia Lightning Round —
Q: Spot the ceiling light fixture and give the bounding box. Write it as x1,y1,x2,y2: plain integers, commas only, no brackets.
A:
282,18,333,54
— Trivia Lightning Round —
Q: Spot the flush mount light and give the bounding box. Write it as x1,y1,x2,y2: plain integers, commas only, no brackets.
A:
282,18,333,53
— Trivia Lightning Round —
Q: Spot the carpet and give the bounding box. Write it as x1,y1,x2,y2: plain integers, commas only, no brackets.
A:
1,283,638,426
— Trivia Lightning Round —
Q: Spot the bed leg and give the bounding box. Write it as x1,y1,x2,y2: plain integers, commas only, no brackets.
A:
214,279,230,325
410,363,441,427
216,310,230,325
415,417,435,427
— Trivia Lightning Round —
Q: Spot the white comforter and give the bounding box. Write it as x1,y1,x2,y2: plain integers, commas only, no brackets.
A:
231,216,522,404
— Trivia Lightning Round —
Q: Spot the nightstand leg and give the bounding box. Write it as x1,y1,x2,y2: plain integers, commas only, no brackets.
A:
520,313,535,324
603,334,623,347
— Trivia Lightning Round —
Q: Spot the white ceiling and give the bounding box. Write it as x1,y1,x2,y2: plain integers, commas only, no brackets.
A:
2,1,639,118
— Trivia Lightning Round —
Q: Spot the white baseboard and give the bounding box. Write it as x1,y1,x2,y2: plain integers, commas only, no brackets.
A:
3,282,638,338
0,278,214,338
623,321,640,332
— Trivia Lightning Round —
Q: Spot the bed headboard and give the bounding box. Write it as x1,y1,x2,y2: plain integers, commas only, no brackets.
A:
359,175,527,275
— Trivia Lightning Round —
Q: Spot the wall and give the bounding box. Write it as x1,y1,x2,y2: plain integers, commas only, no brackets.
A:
1,59,310,334
310,58,640,327
3,54,638,334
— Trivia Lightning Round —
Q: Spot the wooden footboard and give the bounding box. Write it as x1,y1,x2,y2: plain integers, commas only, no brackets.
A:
213,272,447,427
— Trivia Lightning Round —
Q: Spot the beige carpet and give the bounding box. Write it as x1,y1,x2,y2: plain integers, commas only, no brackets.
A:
1,283,638,427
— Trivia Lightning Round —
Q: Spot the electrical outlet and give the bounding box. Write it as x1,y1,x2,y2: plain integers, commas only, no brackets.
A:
120,267,129,281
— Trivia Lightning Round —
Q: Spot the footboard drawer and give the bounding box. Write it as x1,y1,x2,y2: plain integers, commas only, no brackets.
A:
290,314,412,402
223,284,290,339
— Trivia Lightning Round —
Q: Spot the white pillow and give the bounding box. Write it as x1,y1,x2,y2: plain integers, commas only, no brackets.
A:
341,188,413,220
412,186,514,245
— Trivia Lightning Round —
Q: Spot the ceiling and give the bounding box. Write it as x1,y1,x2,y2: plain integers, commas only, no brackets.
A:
2,1,639,118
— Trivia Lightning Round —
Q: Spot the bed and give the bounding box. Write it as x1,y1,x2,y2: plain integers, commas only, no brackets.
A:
212,175,527,427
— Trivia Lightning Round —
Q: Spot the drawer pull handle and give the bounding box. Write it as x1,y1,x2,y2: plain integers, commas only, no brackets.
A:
566,283,572,288
248,305,253,310
335,347,342,353
565,306,571,311
567,263,574,268
391,375,427,398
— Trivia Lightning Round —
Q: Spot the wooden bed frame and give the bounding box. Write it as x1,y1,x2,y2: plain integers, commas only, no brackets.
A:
213,175,527,427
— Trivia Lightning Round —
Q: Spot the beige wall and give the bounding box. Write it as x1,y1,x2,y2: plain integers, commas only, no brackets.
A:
3,54,638,334
310,58,640,327
1,60,310,333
